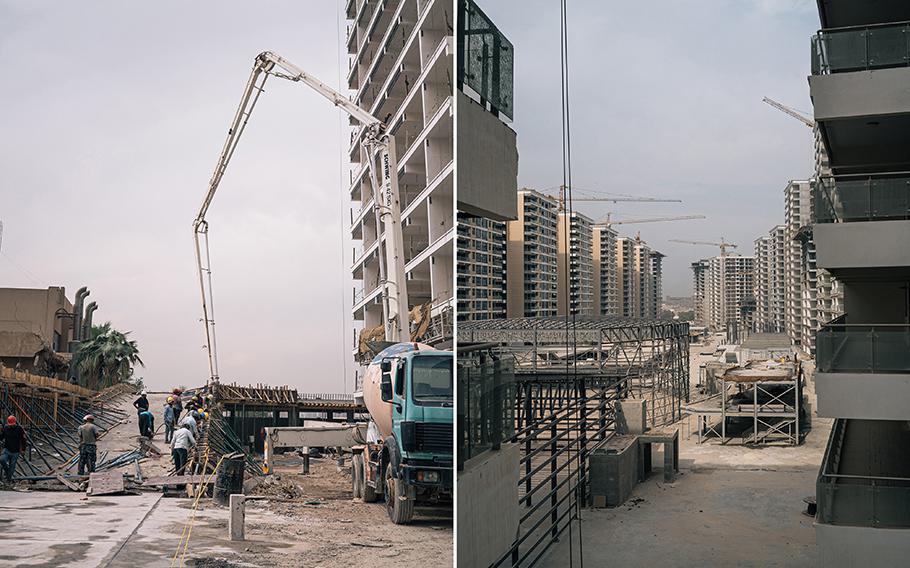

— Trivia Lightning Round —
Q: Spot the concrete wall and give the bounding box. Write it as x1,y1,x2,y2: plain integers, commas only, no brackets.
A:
817,523,910,568
817,372,910,420
456,91,518,222
0,287,74,355
457,444,520,568
816,221,910,273
810,68,910,121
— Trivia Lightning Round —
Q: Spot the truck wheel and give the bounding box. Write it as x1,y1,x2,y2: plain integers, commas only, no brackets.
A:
351,454,363,499
385,463,414,524
362,456,379,503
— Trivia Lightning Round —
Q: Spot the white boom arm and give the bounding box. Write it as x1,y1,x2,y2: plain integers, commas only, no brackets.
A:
193,51,409,383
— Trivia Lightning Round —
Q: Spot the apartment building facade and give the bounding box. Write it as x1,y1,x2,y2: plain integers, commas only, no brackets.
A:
809,3,910,562
784,180,812,349
456,213,506,321
694,255,755,330
592,224,619,317
506,190,558,317
557,211,595,316
753,225,787,333
616,236,663,319
347,0,455,350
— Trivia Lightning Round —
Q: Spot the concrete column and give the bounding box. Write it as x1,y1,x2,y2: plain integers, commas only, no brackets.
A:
229,494,245,541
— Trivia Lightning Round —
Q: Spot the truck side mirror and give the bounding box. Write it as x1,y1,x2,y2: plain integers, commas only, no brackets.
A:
380,359,392,372
380,375,393,402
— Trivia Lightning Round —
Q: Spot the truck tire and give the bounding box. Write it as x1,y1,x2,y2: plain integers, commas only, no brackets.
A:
352,453,363,499
385,463,414,524
362,455,379,503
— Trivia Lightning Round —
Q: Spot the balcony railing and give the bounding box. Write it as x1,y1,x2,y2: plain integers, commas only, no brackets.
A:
457,345,516,469
812,22,910,75
816,316,910,373
817,419,910,528
815,175,910,223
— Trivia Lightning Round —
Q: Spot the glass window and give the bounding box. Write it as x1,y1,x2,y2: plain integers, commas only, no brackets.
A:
411,356,453,404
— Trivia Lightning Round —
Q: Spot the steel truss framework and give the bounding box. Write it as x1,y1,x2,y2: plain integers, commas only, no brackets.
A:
460,318,690,568
459,317,691,427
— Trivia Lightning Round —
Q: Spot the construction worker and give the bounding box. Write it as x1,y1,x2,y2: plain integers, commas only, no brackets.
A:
164,396,176,443
0,415,28,484
77,415,101,475
133,390,149,414
138,408,155,439
179,411,198,438
172,388,184,421
171,423,196,476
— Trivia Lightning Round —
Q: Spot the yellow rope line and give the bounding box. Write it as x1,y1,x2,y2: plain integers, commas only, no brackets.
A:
171,451,223,567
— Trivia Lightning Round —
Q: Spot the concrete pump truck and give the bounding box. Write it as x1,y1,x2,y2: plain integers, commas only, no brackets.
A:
193,51,453,524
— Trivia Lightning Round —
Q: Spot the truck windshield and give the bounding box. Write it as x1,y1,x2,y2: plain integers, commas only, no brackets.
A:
411,356,453,405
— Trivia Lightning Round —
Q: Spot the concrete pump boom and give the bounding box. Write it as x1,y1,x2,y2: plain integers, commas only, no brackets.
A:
193,51,409,383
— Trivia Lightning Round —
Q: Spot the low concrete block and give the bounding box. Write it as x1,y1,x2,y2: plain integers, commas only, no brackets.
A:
229,494,245,541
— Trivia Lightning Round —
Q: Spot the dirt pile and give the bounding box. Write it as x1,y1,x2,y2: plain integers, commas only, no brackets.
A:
249,474,304,499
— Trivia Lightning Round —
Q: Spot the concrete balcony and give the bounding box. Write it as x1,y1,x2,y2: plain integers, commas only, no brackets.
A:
810,23,910,174
815,218,910,274
816,318,910,419
816,418,910,566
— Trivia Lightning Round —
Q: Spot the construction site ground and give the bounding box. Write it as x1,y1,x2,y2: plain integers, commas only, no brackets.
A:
0,392,452,567
542,334,832,567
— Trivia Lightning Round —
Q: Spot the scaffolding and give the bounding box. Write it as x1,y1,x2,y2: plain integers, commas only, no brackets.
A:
685,359,804,445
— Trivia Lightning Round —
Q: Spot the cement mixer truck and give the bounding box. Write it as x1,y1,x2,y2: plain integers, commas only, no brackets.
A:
353,342,453,524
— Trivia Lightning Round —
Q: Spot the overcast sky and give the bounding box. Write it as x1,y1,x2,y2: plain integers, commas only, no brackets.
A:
0,1,353,392
481,0,821,296
1,1,823,391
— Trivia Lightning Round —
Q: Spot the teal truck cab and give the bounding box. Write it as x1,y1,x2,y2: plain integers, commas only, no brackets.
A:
354,343,453,524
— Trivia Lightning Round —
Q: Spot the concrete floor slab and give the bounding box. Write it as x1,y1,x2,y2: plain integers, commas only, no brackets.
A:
541,469,818,568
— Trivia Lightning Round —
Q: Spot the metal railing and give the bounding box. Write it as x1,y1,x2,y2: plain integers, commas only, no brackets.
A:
812,21,910,75
816,316,910,373
817,419,910,528
457,344,517,468
815,174,910,223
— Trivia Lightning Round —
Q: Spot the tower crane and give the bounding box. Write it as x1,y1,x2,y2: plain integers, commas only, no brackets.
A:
597,214,705,227
762,97,815,129
193,51,408,383
669,238,738,257
552,185,681,212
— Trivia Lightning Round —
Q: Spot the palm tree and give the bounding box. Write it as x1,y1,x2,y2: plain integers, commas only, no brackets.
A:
74,322,144,390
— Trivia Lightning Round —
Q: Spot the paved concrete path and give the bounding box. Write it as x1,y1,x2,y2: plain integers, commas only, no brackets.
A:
0,492,163,568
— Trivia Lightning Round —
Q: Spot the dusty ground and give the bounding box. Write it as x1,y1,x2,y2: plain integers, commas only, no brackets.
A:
540,334,831,567
0,392,452,567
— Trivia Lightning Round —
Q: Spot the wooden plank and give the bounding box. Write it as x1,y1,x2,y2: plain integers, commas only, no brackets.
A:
88,471,125,496
142,474,211,486
55,474,81,492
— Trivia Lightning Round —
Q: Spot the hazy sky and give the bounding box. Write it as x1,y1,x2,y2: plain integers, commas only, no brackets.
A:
1,1,353,392
481,0,821,296
1,1,822,391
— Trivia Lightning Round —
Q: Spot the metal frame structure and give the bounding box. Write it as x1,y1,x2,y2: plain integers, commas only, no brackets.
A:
459,318,690,567
685,360,803,445
0,368,133,478
459,317,690,427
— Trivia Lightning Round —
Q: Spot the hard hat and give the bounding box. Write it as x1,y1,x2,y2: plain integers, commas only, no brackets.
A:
141,389,148,396
6,415,16,425
166,396,175,403
84,414,94,422
172,388,182,394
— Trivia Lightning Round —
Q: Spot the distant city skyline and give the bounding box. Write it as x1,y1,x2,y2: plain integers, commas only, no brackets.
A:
480,0,820,296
